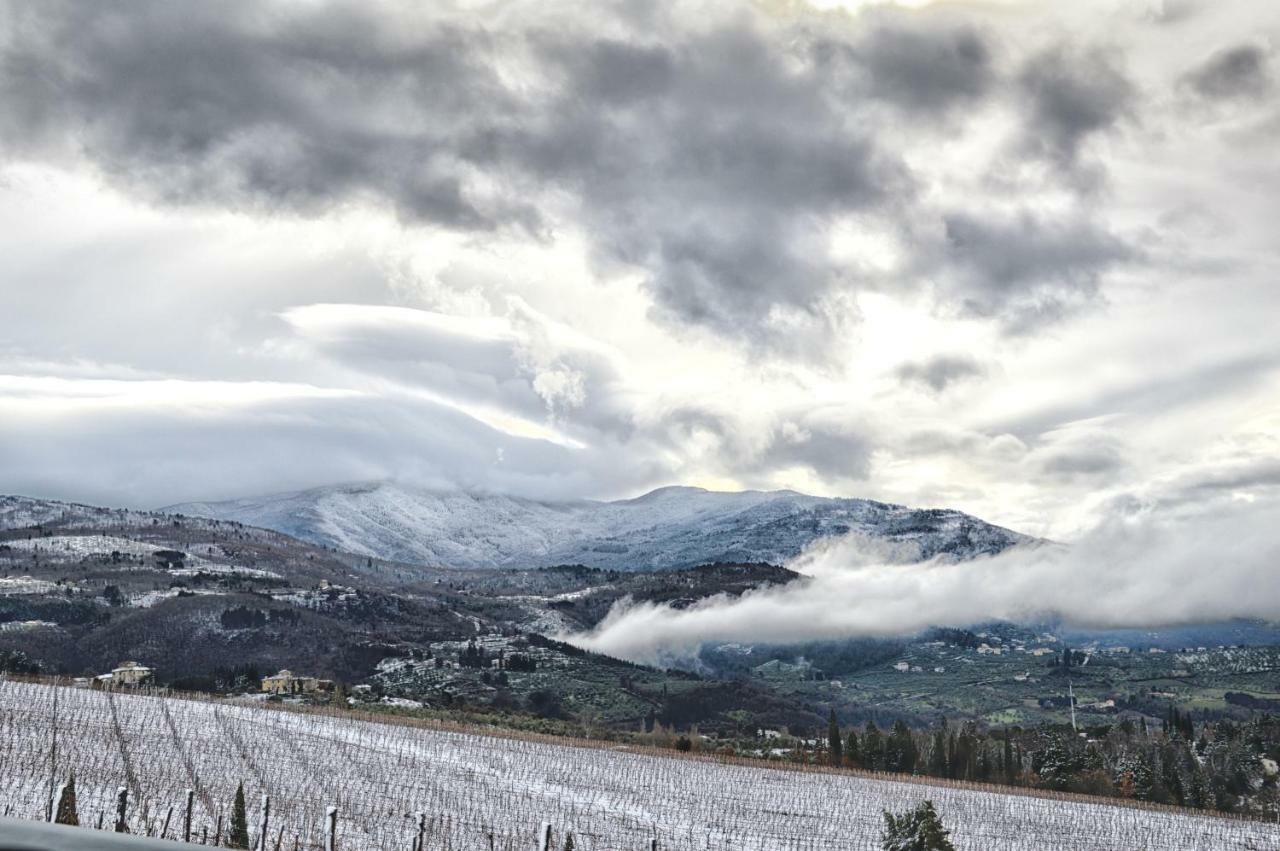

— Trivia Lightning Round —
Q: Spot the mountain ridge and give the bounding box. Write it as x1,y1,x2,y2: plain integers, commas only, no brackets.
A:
164,481,1033,571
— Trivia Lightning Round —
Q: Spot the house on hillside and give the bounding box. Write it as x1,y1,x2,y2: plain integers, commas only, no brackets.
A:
261,669,334,696
101,661,152,687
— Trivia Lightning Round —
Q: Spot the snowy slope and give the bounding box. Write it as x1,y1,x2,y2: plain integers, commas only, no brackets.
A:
165,482,1032,570
3,679,1275,850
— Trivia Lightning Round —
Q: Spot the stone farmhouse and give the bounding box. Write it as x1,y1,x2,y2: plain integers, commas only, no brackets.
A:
261,669,334,696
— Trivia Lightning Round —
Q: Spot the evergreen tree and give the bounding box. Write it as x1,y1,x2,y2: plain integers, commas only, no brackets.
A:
887,720,917,773
228,782,250,850
54,771,79,826
562,832,575,851
845,731,862,768
864,722,884,771
928,721,948,776
827,709,843,766
881,800,956,851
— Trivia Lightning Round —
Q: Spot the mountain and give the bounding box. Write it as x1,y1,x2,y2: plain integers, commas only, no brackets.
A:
165,482,1032,570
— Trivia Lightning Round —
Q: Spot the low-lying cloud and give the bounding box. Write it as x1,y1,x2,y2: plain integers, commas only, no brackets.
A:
562,496,1280,667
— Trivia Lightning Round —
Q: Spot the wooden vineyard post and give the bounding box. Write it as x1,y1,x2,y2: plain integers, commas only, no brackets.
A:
215,813,223,847
414,812,426,851
114,787,129,833
538,822,552,851
161,805,173,839
256,795,270,851
324,806,338,851
184,789,194,843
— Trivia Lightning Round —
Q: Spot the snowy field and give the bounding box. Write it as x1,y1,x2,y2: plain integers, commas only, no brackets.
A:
0,680,1275,851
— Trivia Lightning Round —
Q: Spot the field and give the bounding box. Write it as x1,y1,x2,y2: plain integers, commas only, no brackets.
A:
1,681,1277,850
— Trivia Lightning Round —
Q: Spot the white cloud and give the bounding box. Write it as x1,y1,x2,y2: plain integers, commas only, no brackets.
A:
563,493,1280,666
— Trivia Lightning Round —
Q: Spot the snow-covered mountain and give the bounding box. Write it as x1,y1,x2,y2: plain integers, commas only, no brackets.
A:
165,483,1032,570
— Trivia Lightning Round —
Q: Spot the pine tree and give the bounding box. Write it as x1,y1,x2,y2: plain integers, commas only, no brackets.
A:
881,800,956,851
54,772,79,826
562,832,575,851
827,709,843,766
228,782,250,849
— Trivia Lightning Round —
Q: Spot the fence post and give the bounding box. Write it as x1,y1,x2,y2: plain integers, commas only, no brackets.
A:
161,805,173,839
324,806,338,851
415,812,425,851
538,822,552,851
184,789,194,843
114,787,129,833
257,795,270,851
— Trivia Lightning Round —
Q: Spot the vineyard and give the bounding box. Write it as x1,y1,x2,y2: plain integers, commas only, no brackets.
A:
0,680,1277,850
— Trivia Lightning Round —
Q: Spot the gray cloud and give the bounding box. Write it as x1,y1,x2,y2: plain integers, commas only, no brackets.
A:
1184,44,1272,100
811,20,995,115
895,354,985,393
1036,443,1127,481
0,0,1145,357
0,2,914,355
935,209,1136,331
1017,45,1134,182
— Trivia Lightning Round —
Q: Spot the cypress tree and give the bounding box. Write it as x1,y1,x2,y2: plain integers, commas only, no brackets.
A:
228,782,250,849
864,722,884,771
54,772,79,826
928,721,948,777
828,709,843,766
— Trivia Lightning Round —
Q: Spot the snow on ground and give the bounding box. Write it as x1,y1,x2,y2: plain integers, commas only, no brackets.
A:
0,680,1273,851
166,482,1032,570
0,576,64,596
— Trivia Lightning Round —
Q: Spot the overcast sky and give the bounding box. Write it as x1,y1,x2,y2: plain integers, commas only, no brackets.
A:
0,0,1277,539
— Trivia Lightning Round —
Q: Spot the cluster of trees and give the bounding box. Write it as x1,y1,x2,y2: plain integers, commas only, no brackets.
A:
821,709,1280,818
219,606,301,630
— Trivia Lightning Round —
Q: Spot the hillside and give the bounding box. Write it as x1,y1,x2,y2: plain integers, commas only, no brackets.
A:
2,680,1275,850
165,482,1032,570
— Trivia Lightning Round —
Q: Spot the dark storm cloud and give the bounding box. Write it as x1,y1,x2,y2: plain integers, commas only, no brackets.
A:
1017,45,1134,180
811,20,995,114
934,209,1136,331
0,0,1159,354
0,2,908,354
895,354,985,393
0,1,537,229
1184,44,1271,100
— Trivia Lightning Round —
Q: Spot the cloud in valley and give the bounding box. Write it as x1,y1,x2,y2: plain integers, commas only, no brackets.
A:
565,494,1280,666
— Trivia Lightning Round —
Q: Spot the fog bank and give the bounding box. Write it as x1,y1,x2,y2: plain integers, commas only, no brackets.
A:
560,497,1280,666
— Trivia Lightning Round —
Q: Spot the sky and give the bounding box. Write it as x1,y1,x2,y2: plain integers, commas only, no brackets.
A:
0,0,1278,542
